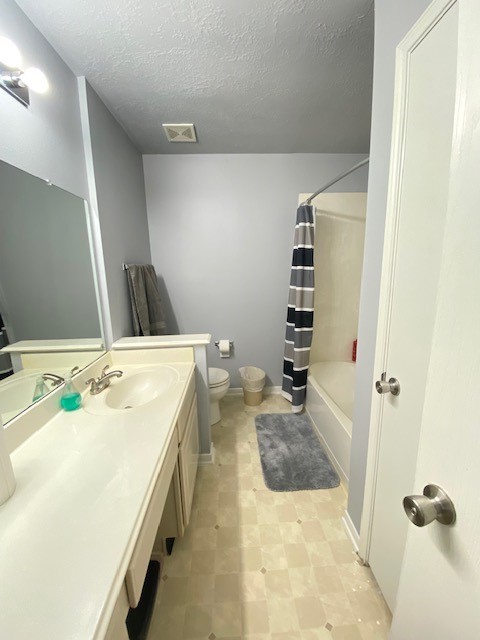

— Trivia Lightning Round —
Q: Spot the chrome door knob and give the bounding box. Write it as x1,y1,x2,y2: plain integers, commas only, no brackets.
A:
403,484,456,527
375,372,401,395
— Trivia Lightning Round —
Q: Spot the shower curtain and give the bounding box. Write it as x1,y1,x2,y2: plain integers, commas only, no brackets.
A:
281,204,315,412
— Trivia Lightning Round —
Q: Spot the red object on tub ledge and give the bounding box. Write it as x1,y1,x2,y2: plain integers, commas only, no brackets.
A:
352,339,357,362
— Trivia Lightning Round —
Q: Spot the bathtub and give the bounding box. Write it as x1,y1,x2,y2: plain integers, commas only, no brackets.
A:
305,361,355,484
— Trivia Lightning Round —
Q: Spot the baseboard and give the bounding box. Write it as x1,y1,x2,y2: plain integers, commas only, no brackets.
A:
199,444,215,465
342,511,360,552
226,385,281,397
305,406,349,487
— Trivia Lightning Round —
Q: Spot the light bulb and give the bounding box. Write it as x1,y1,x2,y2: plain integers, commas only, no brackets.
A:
21,67,49,94
0,36,22,69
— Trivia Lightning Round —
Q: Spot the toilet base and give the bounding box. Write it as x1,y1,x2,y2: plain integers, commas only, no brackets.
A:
210,400,221,425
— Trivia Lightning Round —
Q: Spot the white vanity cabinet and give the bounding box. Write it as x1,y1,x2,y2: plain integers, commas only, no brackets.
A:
105,367,200,639
176,372,200,529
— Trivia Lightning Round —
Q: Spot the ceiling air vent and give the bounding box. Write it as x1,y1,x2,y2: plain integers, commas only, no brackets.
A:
163,123,197,143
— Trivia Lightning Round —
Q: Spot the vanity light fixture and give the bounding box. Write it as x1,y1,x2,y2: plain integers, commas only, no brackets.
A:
0,36,49,107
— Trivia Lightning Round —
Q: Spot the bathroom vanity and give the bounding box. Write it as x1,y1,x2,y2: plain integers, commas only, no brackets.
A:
0,340,209,640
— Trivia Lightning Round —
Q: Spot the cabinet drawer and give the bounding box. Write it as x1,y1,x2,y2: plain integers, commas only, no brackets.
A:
125,429,179,608
177,370,196,441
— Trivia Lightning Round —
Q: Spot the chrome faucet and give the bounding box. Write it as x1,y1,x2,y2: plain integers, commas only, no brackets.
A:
42,367,80,388
86,364,123,395
42,373,65,386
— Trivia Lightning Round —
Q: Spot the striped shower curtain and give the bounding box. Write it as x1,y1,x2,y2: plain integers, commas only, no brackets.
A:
281,204,315,412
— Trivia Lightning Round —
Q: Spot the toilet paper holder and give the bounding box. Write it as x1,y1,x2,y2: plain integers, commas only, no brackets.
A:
214,341,234,348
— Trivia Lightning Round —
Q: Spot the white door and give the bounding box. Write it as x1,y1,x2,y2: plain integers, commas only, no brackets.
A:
363,0,459,610
390,0,480,636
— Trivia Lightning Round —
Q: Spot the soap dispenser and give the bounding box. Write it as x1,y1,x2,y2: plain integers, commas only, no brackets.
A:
60,372,82,411
32,376,49,403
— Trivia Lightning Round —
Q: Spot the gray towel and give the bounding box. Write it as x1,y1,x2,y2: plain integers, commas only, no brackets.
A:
126,264,167,336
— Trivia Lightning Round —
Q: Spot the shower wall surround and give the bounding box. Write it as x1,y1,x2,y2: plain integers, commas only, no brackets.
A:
304,192,367,364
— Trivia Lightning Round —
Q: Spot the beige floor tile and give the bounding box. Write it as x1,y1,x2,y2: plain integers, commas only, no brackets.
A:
238,490,257,507
259,523,283,545
315,502,343,519
190,549,216,574
212,601,242,636
265,569,293,598
215,573,240,602
267,597,299,633
239,571,267,601
188,574,215,604
279,522,305,544
306,541,336,567
239,524,261,547
357,620,390,639
217,507,239,526
149,396,391,640
288,567,319,598
239,506,258,524
300,629,332,640
314,565,345,594
215,547,241,574
242,600,270,634
276,503,299,522
347,590,389,624
329,540,356,564
162,548,192,577
218,491,238,508
295,595,327,629
262,544,289,570
256,504,279,524
320,592,357,627
331,624,363,639
285,543,310,568
149,604,185,640
217,526,240,548
240,546,264,572
194,508,218,527
300,520,326,542
158,576,189,606
183,603,213,638
295,501,320,521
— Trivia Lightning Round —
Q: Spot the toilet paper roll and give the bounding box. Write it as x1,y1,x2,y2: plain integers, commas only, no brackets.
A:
218,339,231,358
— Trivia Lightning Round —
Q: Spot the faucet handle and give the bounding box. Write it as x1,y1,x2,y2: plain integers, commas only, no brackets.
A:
101,364,110,378
71,366,80,376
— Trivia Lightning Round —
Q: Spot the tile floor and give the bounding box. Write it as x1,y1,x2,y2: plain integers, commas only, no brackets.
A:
148,394,391,640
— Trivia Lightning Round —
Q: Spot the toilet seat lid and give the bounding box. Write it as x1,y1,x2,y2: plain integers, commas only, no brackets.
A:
209,367,230,387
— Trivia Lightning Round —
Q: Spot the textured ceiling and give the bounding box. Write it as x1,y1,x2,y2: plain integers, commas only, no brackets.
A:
16,0,374,154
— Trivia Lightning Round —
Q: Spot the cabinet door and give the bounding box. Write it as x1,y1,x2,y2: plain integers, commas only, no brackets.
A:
179,395,199,528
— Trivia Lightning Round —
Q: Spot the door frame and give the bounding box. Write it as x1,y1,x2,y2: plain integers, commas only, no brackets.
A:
358,0,458,563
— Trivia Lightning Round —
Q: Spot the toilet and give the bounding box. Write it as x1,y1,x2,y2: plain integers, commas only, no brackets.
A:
208,367,230,425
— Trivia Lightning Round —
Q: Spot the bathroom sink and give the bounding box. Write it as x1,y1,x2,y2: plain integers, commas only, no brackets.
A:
105,368,180,410
84,366,180,415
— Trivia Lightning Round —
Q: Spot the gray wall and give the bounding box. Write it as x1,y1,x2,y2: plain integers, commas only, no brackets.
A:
144,154,368,387
83,83,152,342
0,160,101,341
347,0,432,533
0,0,87,198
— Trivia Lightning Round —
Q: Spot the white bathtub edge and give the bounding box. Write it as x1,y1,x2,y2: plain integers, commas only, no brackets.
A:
305,403,349,487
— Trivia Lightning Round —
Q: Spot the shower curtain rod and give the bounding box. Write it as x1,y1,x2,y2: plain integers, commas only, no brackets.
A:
302,157,370,206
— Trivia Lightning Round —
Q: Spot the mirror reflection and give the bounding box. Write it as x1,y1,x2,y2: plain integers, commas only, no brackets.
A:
0,160,104,423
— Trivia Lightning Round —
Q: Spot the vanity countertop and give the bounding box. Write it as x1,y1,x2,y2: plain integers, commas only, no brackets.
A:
0,361,195,640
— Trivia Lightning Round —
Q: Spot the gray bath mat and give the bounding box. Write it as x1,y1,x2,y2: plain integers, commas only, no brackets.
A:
254,413,340,491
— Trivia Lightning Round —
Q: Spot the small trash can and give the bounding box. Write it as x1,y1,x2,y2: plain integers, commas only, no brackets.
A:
239,366,266,406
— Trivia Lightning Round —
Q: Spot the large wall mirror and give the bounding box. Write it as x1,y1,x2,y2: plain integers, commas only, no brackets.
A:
0,159,104,424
